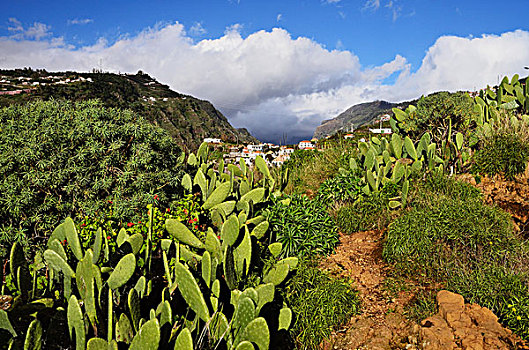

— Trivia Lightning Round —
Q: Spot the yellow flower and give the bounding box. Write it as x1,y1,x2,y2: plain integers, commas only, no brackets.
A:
512,307,517,312
517,316,521,321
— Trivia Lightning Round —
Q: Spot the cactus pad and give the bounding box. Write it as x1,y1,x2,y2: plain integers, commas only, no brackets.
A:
107,253,136,290
166,219,205,249
174,328,193,350
174,262,210,322
129,319,160,350
239,317,270,350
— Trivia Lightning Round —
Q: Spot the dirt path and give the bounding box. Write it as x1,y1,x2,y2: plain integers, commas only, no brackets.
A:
319,230,422,350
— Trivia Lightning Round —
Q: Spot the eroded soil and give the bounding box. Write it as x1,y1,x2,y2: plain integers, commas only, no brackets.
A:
319,230,423,349
318,229,528,349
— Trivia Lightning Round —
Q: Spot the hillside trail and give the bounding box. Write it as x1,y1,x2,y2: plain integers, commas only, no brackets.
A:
317,229,529,350
319,230,423,349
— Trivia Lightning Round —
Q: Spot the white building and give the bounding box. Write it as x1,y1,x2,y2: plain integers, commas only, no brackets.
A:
344,133,354,139
369,128,392,134
247,144,264,152
204,138,222,144
298,140,314,149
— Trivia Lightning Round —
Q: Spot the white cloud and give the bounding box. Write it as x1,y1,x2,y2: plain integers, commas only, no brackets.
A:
323,0,342,4
67,18,93,25
363,0,380,11
7,18,51,40
0,23,528,142
189,22,207,36
276,14,282,22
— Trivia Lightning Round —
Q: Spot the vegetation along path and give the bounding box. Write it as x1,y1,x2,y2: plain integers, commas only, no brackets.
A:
320,230,421,349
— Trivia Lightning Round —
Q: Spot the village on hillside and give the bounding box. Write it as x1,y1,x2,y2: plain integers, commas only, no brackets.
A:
205,112,395,167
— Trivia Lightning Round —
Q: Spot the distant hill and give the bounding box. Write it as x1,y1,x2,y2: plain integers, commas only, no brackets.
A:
0,68,258,151
313,99,416,139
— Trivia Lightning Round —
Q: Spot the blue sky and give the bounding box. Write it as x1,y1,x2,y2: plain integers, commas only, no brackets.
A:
1,0,529,142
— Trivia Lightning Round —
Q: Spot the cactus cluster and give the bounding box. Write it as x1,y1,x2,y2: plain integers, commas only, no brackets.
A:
0,142,295,349
347,132,446,207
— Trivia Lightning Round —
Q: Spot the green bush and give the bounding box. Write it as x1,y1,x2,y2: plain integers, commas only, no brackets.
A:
472,131,529,180
384,175,529,339
281,258,359,350
266,194,339,258
334,183,399,233
0,99,184,254
317,172,362,205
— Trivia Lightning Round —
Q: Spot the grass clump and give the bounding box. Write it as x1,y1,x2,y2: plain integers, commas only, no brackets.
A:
317,171,363,205
282,258,359,350
266,194,339,258
335,183,400,233
472,117,529,180
384,173,529,339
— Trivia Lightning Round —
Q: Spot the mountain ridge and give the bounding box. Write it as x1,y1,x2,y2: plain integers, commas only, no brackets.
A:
0,68,258,151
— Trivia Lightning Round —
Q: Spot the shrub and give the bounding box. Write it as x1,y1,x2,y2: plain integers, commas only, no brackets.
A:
266,194,339,258
317,171,363,205
335,183,399,233
0,99,184,254
384,175,529,338
284,142,357,197
472,130,529,180
281,258,359,349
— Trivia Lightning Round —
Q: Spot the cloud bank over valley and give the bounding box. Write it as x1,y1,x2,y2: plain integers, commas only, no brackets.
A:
1,21,529,142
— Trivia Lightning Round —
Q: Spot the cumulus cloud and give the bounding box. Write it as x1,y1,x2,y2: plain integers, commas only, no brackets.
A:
0,22,528,142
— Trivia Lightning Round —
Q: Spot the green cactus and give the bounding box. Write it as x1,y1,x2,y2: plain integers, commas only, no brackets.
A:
201,251,212,288
193,169,208,197
234,227,252,279
116,228,130,247
203,181,231,210
76,250,97,327
0,310,16,337
268,242,282,258
404,136,417,160
23,319,43,350
236,341,255,350
222,215,240,246
212,200,236,216
166,219,205,249
250,221,269,239
10,242,31,298
240,188,265,204
210,312,229,341
86,338,111,350
224,246,238,290
263,263,289,286
256,284,275,313
278,307,292,331
125,234,144,255
158,300,172,327
115,313,134,344
182,173,193,192
44,249,75,278
128,289,141,332
255,156,271,179
390,133,403,159
174,328,193,350
233,297,256,338
174,262,210,322
92,228,103,264
205,229,222,261
107,253,136,290
129,319,160,350
67,295,85,350
239,317,270,350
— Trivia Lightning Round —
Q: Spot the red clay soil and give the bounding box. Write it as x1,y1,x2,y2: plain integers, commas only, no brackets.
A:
318,230,528,349
457,174,529,235
319,230,422,349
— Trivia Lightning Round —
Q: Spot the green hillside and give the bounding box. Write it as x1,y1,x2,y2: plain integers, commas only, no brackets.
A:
0,68,258,151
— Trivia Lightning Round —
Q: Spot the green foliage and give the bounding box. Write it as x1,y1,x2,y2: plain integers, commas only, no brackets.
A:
317,172,363,204
472,128,529,180
335,192,392,233
0,99,184,253
281,258,359,350
266,195,339,258
384,174,529,339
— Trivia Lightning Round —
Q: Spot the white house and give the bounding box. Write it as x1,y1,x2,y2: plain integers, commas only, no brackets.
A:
204,138,222,144
369,128,392,134
247,144,264,152
298,140,314,149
